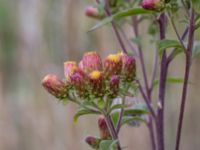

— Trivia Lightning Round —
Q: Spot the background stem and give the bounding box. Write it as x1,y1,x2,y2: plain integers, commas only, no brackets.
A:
156,13,168,150
132,16,156,150
175,9,195,150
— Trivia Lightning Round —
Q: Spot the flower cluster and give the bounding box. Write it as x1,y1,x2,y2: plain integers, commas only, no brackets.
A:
42,51,136,101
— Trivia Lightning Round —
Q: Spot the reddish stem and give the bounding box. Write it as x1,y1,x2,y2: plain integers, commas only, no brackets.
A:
156,13,168,150
175,9,195,150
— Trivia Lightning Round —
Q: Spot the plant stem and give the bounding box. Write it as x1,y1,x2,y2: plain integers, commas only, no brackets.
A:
116,96,125,133
118,26,139,56
175,9,195,150
104,0,128,54
105,114,122,150
156,13,168,150
137,80,156,119
167,27,189,64
148,118,156,150
132,16,149,94
132,16,156,150
149,48,158,93
95,0,128,54
167,13,187,52
137,80,157,150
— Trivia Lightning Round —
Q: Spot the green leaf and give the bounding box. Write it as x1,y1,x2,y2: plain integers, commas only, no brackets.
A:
121,116,146,127
192,0,200,14
192,41,200,58
108,104,128,114
110,112,119,128
73,109,100,123
153,77,185,88
89,8,154,32
123,109,149,116
99,140,116,150
157,39,183,56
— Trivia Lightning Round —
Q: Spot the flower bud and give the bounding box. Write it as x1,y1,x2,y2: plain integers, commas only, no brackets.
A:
80,52,102,73
98,116,111,139
85,6,103,19
70,69,88,97
142,0,165,11
42,74,68,99
85,136,101,149
109,75,120,97
103,54,122,78
120,53,136,82
64,61,78,80
89,70,104,97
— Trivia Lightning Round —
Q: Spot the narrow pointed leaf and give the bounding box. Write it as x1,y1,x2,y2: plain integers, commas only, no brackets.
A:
153,77,185,88
123,109,149,116
121,116,146,126
158,39,183,56
73,109,100,123
108,104,128,114
89,8,154,32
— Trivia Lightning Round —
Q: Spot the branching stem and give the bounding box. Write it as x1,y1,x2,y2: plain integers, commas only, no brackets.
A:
175,9,195,150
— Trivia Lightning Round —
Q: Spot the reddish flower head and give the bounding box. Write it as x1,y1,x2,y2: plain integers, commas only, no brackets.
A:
42,74,68,99
79,52,102,73
109,75,120,97
98,116,111,139
120,53,136,81
70,69,88,97
103,53,122,78
64,61,78,80
85,136,101,149
142,0,165,11
89,70,105,97
85,6,103,19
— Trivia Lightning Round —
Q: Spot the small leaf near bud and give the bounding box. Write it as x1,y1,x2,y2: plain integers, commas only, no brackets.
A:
42,74,68,99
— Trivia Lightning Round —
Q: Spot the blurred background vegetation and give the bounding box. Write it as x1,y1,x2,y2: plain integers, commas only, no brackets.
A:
0,0,200,150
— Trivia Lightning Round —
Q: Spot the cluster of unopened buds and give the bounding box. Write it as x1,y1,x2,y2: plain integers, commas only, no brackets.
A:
42,51,136,102
42,51,137,149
